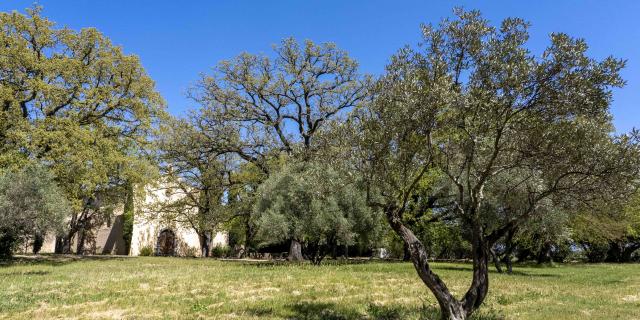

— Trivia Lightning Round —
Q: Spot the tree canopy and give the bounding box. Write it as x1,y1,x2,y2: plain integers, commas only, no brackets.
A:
0,7,166,254
253,162,381,264
189,38,370,171
353,9,640,319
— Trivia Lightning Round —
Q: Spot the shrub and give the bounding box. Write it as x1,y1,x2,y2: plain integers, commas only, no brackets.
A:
0,231,17,260
0,164,70,258
139,245,154,256
211,245,230,258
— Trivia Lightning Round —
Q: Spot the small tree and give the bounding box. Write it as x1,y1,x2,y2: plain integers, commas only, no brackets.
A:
253,163,380,264
153,117,232,257
0,165,69,258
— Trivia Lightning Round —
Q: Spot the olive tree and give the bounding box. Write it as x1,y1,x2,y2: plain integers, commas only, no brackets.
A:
253,162,380,265
0,165,69,258
354,9,640,319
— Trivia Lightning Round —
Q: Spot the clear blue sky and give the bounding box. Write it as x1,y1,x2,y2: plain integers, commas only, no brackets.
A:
2,1,638,133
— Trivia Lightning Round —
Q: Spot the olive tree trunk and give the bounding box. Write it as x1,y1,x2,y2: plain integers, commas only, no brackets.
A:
461,227,490,314
490,247,503,274
386,206,490,320
76,226,87,255
288,239,303,261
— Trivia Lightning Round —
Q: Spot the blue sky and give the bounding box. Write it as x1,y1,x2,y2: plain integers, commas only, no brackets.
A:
2,1,639,133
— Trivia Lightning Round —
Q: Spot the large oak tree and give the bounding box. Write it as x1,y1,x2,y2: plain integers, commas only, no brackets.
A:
0,7,165,253
189,38,370,260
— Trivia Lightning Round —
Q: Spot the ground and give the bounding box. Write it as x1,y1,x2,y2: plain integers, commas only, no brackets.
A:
1,257,639,319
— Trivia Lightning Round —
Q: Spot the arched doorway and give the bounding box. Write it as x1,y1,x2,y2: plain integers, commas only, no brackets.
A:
156,229,176,256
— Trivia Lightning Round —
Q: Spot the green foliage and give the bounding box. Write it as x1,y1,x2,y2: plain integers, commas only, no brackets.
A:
0,164,70,258
138,245,154,256
353,8,640,317
253,162,381,264
211,245,231,258
0,7,166,253
419,220,471,260
570,192,640,262
122,183,135,254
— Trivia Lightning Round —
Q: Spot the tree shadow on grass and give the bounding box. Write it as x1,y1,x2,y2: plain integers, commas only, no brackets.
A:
246,301,504,320
2,270,51,276
224,258,387,268
0,254,130,268
433,265,559,278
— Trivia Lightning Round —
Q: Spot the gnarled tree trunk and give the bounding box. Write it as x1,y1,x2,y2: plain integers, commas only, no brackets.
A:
502,228,516,274
76,225,87,255
490,247,503,273
288,239,303,261
199,232,212,257
537,241,552,264
386,207,469,319
385,205,492,320
462,227,490,315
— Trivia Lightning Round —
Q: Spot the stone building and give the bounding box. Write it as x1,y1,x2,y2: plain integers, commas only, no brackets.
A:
35,184,227,256
128,184,227,256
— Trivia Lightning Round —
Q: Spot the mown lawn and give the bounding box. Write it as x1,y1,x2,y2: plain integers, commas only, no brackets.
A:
0,256,639,319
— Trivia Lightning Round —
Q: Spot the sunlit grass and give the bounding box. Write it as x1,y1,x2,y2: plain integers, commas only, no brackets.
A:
1,256,639,319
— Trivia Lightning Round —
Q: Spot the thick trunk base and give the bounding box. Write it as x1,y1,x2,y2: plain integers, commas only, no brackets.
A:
199,233,212,257
440,302,467,320
288,239,303,261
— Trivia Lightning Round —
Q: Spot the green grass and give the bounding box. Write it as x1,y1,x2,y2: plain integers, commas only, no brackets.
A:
1,256,639,319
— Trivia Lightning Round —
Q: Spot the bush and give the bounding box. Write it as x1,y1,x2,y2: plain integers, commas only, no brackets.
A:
211,245,230,258
0,230,17,260
139,245,154,256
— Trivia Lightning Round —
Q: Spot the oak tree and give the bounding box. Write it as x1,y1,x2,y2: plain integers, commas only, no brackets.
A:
0,7,165,253
189,38,370,260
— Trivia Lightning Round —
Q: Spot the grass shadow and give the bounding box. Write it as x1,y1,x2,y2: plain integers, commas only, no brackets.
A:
2,270,51,276
244,301,504,320
433,265,559,278
225,258,409,269
0,254,130,268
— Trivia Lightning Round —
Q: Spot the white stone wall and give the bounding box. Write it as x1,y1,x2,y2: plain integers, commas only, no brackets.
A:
36,182,228,256
40,233,57,253
129,184,227,257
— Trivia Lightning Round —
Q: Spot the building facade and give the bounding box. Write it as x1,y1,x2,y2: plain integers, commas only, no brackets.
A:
35,184,227,256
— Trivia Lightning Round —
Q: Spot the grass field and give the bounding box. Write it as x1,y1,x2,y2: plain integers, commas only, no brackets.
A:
1,256,639,319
